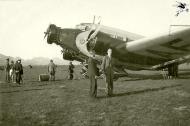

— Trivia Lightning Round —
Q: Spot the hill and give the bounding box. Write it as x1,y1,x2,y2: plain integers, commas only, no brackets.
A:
0,53,67,66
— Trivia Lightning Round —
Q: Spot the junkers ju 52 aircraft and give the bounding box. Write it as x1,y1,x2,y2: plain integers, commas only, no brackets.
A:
44,18,190,77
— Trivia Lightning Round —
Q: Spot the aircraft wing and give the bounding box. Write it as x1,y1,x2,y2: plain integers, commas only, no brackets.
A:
115,27,190,69
90,28,186,69
76,25,190,70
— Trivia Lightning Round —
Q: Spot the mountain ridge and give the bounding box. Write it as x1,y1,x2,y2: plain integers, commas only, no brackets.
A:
0,53,67,66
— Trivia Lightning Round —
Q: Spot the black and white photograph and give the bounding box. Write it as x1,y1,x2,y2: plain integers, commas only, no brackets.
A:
0,0,190,125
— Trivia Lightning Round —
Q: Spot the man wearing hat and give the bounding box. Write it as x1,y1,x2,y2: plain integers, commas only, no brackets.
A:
5,58,10,83
15,59,22,84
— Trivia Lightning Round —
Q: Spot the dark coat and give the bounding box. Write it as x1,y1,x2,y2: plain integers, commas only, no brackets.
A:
15,62,22,73
101,56,113,73
88,57,99,76
69,64,74,73
101,55,114,81
5,62,10,72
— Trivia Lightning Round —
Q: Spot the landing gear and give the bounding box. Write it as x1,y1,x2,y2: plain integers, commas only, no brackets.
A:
167,63,178,79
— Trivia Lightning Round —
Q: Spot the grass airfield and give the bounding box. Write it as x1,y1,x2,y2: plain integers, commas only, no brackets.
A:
0,65,190,126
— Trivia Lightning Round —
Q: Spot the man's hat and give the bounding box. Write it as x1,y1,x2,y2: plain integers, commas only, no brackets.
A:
6,58,9,61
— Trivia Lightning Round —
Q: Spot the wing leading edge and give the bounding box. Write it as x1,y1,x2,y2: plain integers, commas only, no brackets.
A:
116,28,190,69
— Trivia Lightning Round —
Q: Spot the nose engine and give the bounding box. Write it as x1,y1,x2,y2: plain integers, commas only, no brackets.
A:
44,24,60,44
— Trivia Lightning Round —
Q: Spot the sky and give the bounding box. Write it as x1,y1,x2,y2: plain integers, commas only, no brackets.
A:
0,0,190,60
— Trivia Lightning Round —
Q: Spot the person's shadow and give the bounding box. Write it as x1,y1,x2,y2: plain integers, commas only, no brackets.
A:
96,84,181,99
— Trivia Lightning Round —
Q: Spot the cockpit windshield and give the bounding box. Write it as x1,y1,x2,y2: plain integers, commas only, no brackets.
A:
75,23,94,31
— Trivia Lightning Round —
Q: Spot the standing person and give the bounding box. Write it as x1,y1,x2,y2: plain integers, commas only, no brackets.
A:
48,60,56,81
10,60,16,83
15,60,22,84
5,58,10,83
68,61,75,80
18,59,23,83
88,51,99,98
161,68,167,80
101,48,114,96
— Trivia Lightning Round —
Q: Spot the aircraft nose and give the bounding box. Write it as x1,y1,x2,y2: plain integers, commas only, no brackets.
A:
44,24,59,44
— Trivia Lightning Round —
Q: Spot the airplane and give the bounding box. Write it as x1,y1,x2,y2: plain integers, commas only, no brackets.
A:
44,18,190,78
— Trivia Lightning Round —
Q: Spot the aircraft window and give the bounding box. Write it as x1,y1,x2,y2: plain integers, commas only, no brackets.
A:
76,24,92,31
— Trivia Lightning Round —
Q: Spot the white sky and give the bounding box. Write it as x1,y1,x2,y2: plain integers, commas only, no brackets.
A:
0,0,190,60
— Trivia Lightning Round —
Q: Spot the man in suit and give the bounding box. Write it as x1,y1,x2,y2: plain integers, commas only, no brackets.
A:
5,58,10,83
101,48,114,96
18,59,24,83
15,60,22,84
88,50,99,98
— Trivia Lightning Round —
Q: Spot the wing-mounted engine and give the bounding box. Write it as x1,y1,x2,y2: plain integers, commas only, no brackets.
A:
76,22,111,56
76,30,92,57
76,26,125,59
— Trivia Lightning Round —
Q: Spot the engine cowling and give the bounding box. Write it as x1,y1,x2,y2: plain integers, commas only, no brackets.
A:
76,31,92,57
46,24,61,44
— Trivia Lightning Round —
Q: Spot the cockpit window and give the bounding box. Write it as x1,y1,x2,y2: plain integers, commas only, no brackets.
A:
75,23,92,31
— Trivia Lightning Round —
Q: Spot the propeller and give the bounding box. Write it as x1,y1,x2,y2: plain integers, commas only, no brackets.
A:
88,25,101,41
44,24,51,39
88,16,102,41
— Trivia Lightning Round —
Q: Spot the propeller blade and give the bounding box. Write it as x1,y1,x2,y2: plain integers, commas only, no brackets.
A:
88,25,101,41
44,32,48,39
44,25,50,39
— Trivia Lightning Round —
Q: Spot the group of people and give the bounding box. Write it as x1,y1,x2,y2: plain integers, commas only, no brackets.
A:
4,58,23,84
47,48,114,98
161,63,179,80
88,48,114,98
4,48,113,98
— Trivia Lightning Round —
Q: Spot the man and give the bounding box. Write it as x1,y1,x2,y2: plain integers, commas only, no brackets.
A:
15,60,22,84
10,60,16,83
18,59,23,83
101,48,114,96
5,58,10,83
48,60,56,81
88,51,99,98
68,61,74,80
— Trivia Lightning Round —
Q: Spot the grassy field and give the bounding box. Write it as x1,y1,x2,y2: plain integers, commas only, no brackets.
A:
0,65,190,126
